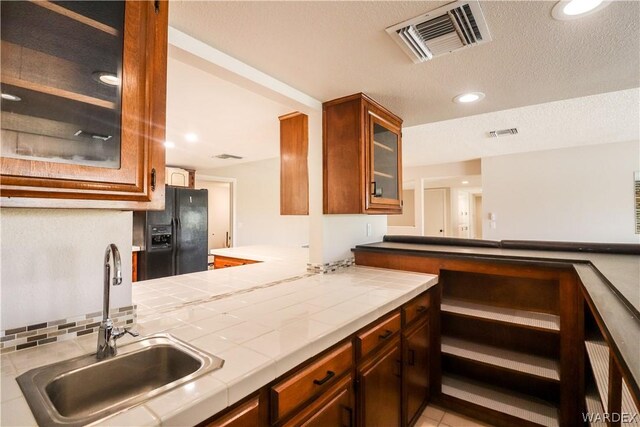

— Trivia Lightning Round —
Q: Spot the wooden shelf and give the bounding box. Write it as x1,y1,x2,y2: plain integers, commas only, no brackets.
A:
585,338,639,425
442,336,560,381
373,170,394,179
585,383,606,427
442,375,559,427
441,298,561,332
1,76,116,110
29,1,119,36
373,140,394,152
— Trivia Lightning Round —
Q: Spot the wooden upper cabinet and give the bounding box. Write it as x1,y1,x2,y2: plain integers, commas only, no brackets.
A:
323,93,403,215
0,0,168,210
279,112,309,215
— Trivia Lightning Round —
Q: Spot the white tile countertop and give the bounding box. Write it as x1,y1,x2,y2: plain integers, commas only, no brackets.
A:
0,247,437,426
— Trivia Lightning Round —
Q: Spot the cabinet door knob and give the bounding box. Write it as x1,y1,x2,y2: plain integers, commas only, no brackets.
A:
154,0,160,14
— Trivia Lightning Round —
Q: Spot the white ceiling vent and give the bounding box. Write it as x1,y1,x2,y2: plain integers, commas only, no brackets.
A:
386,0,491,63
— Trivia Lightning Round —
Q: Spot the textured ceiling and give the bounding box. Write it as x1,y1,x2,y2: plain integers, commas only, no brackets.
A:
169,1,640,126
165,56,291,170
402,88,640,167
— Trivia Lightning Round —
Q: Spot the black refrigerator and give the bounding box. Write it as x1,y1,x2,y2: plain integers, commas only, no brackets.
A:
133,186,208,280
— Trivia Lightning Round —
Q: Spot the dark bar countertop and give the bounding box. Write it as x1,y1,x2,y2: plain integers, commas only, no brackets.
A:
353,236,640,400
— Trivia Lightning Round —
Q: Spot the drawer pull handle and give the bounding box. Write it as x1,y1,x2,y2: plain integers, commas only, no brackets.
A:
416,305,427,313
379,329,393,340
313,370,335,386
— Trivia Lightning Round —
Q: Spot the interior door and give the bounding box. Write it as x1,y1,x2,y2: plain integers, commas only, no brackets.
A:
424,188,446,236
175,187,208,275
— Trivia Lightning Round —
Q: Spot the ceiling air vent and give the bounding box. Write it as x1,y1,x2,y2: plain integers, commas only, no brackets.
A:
488,128,518,138
386,0,491,63
214,154,243,160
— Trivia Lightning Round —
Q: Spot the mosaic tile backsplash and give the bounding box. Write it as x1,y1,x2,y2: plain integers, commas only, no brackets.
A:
0,305,136,355
307,257,355,274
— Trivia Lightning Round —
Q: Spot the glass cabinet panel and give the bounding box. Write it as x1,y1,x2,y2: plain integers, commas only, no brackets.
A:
1,1,125,168
371,119,399,202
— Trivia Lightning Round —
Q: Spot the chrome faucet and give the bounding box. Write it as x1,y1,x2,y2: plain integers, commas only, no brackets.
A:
97,244,138,359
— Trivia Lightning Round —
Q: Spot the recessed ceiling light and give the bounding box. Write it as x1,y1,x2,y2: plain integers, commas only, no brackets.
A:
184,133,198,142
453,92,485,104
462,180,469,185
164,141,175,148
552,0,610,20
93,71,121,86
1,93,21,101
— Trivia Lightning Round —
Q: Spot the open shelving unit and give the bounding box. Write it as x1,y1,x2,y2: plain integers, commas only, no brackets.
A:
438,269,562,426
583,305,640,427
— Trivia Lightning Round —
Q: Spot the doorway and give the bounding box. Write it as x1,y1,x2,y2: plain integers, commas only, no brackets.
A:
424,188,447,237
471,194,483,239
195,177,234,252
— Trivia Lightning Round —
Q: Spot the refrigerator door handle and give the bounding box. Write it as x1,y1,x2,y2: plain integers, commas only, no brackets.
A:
171,217,178,275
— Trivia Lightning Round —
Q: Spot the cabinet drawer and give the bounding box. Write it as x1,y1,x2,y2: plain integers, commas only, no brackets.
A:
271,341,353,422
282,374,353,427
403,292,430,325
356,311,401,360
205,397,259,427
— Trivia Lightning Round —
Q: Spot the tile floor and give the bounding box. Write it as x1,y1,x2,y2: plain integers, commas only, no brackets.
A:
415,404,494,427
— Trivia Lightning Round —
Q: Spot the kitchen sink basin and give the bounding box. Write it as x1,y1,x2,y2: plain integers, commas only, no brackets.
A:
16,334,224,426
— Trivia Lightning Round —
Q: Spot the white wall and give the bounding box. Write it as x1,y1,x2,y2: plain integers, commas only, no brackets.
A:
0,209,132,330
482,141,640,243
322,215,387,262
202,157,309,248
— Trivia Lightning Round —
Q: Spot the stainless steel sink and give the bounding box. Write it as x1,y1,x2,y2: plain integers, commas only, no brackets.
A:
17,334,224,426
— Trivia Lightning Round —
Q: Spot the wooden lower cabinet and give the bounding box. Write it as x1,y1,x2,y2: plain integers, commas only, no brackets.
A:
199,290,432,427
357,338,402,427
283,375,354,427
205,396,260,427
403,318,430,426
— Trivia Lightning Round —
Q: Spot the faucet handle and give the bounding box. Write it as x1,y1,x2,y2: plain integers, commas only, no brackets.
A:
112,327,139,341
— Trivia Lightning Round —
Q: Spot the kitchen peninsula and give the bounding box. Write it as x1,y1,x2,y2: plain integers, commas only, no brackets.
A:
1,246,437,426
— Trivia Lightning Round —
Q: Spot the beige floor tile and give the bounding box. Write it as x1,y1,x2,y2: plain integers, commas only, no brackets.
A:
421,404,445,422
441,411,493,427
413,415,439,427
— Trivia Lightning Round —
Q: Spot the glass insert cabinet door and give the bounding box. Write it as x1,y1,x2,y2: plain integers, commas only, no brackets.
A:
1,1,125,168
0,0,167,206
368,112,402,209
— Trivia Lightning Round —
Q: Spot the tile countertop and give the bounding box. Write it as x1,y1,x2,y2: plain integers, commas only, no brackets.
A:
0,249,437,426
